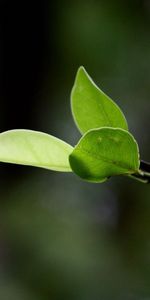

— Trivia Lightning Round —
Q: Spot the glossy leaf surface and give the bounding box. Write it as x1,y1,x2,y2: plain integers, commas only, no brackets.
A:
71,67,128,134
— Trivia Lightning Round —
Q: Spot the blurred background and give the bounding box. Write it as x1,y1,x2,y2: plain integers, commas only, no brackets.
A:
0,0,150,299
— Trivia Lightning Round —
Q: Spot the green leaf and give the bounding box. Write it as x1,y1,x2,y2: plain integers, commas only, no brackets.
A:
0,130,73,172
69,127,140,182
71,66,128,134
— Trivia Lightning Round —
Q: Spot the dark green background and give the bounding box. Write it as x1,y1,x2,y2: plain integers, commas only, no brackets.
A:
0,0,150,299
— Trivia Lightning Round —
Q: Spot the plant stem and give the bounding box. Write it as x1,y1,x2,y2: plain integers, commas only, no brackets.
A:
130,160,150,183
140,160,150,175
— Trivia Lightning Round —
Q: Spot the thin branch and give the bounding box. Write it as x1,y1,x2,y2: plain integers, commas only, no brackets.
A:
130,160,150,184
140,160,150,176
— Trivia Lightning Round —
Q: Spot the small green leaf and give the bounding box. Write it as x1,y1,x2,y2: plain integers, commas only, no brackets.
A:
0,130,73,172
71,67,128,134
69,127,140,182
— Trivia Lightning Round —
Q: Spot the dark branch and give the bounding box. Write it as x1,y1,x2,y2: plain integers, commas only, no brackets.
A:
140,160,150,174
132,160,150,184
131,173,150,184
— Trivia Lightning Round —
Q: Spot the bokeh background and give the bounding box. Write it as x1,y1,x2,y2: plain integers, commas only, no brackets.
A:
0,0,150,299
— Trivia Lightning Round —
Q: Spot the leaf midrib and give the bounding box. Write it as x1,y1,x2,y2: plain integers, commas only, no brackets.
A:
76,146,136,173
76,87,112,127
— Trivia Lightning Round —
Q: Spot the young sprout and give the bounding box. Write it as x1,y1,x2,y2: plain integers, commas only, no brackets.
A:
0,67,149,183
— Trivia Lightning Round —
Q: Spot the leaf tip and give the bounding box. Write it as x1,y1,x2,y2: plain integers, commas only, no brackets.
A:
76,66,89,80
78,65,86,73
